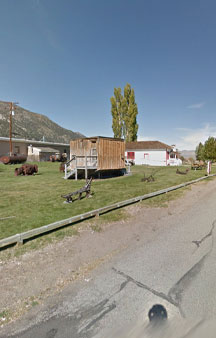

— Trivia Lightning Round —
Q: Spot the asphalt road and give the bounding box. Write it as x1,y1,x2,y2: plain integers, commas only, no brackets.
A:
2,181,216,338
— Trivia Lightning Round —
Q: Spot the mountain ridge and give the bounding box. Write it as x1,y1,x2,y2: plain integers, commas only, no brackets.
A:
0,101,85,144
180,149,195,159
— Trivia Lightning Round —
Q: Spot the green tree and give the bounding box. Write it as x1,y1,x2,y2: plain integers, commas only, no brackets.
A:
127,87,138,142
110,83,138,141
203,137,216,161
195,142,205,161
110,88,123,138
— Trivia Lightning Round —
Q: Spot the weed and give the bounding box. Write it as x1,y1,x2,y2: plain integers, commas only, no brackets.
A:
31,301,39,307
91,224,102,232
0,309,11,324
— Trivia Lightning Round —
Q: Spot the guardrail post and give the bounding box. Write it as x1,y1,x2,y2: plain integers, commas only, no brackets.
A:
17,234,23,245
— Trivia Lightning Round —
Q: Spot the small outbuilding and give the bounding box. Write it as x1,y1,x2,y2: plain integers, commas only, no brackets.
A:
27,146,60,162
65,136,125,179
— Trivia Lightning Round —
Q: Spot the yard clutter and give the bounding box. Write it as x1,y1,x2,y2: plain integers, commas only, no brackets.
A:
50,153,67,162
176,168,190,175
141,169,159,182
191,160,206,170
61,177,93,203
0,154,27,165
141,173,155,182
14,164,38,176
141,174,155,182
59,163,65,172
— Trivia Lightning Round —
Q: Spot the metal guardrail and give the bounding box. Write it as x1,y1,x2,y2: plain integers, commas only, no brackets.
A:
1,174,216,249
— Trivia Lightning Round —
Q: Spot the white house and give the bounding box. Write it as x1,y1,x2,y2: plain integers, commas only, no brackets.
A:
125,141,182,166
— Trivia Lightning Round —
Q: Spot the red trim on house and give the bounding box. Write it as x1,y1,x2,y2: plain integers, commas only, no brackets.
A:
127,152,135,160
166,151,169,166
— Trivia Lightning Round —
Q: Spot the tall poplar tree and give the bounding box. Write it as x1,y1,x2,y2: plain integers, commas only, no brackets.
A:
110,83,138,141
110,88,123,138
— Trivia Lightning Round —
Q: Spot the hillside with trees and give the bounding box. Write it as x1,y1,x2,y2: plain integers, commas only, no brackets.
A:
0,101,84,143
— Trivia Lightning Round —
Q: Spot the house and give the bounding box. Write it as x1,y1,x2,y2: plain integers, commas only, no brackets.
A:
0,137,70,160
65,136,125,179
125,141,182,166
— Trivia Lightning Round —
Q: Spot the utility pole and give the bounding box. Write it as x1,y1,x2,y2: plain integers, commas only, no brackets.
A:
9,102,13,156
2,101,19,156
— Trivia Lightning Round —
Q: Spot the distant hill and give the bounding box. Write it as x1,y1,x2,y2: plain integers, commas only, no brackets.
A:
0,101,85,143
180,150,196,159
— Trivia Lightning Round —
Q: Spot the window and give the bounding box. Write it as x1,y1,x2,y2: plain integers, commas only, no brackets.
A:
127,152,135,160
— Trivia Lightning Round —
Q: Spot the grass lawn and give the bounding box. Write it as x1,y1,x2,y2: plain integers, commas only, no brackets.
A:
0,162,215,240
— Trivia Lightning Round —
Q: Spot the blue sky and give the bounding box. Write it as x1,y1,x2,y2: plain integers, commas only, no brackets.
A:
0,0,216,149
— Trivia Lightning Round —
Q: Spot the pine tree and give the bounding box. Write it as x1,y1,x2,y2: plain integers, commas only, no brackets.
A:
195,142,205,160
203,137,216,161
110,83,138,141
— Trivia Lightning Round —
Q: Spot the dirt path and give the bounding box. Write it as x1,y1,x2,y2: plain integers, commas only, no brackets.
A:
1,178,215,327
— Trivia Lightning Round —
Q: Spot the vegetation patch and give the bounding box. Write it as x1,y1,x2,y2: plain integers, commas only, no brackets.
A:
0,309,12,325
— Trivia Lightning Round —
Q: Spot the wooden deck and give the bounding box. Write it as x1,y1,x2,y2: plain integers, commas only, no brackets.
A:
64,155,98,180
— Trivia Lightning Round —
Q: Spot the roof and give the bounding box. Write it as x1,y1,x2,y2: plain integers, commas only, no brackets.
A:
0,137,69,147
126,141,172,150
71,136,124,142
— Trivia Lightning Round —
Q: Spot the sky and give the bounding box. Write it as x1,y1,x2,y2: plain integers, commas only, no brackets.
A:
0,0,216,150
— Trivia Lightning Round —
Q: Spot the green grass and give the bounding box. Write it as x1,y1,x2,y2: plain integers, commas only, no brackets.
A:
0,162,215,240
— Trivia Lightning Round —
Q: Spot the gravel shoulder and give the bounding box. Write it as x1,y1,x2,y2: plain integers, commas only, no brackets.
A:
1,178,216,329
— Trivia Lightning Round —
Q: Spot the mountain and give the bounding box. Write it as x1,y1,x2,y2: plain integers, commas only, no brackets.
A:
180,150,196,159
0,101,85,143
